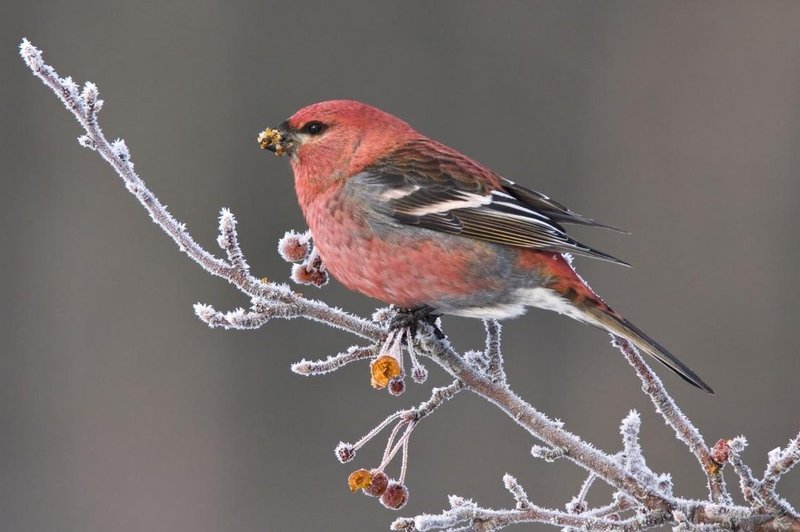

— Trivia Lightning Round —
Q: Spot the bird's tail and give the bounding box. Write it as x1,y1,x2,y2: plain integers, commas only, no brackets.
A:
581,304,714,394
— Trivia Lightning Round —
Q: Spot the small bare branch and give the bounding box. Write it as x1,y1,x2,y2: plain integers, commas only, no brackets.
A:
728,437,799,519
503,474,531,510
418,326,673,512
411,379,463,420
531,445,566,462
393,494,665,531
291,345,377,376
612,336,730,503
217,208,249,274
762,431,800,495
484,319,506,383
194,302,288,329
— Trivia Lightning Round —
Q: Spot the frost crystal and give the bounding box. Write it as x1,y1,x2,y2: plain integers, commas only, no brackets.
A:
111,138,130,161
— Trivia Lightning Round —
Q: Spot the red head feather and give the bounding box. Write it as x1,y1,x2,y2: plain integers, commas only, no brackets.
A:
286,100,419,194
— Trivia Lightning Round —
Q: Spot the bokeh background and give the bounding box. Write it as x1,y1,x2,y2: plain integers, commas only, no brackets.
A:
2,2,800,530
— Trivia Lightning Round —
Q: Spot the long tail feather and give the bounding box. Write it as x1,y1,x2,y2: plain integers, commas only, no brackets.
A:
584,307,714,394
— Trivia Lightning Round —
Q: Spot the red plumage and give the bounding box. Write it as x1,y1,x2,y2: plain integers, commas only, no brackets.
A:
262,100,712,393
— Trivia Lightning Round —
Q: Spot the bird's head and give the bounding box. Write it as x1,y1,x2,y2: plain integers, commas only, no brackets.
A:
259,100,417,191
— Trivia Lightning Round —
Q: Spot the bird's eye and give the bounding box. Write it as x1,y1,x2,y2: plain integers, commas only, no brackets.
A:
303,121,325,135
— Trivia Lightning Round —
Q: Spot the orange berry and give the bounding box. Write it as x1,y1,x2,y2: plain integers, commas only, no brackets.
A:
370,355,402,389
347,469,372,493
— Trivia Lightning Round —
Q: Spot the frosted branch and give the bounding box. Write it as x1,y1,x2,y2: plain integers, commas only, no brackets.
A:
22,39,800,531
762,431,800,495
503,474,531,509
217,208,249,274
483,319,506,383
612,336,729,503
619,410,662,491
392,493,662,531
291,345,377,376
727,437,799,518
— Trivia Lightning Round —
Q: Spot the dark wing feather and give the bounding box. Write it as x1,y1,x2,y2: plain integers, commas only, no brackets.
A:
501,179,629,233
357,140,629,266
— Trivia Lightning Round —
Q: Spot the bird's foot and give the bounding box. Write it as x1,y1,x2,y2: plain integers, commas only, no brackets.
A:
390,305,444,340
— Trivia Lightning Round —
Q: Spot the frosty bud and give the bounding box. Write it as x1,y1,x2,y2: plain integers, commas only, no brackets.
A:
388,376,406,396
711,439,731,466
566,498,587,514
380,481,409,510
411,364,428,384
348,469,372,492
371,355,402,389
291,263,329,287
335,442,356,463
364,470,389,497
277,231,309,263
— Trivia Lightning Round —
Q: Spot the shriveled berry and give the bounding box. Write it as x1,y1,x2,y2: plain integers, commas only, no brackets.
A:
371,355,402,389
711,439,730,464
348,469,372,492
277,232,309,262
380,481,409,510
335,442,356,463
411,364,428,384
388,376,406,396
291,262,329,287
364,470,389,497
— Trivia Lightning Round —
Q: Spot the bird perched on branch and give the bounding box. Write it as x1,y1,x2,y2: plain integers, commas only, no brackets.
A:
259,100,712,393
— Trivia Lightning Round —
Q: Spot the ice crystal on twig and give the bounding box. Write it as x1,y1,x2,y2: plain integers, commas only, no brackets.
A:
217,208,249,274
531,445,566,462
291,345,376,376
503,474,531,509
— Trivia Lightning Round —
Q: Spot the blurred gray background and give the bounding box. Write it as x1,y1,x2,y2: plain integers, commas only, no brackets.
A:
2,2,800,530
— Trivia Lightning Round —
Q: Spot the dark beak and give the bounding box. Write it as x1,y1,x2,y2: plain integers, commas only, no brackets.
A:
258,121,295,156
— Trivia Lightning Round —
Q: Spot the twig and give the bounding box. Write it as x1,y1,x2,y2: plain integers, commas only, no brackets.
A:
19,39,383,344
391,494,667,532
503,474,531,510
762,432,800,503
483,319,505,383
612,336,729,503
416,326,673,511
291,345,377,376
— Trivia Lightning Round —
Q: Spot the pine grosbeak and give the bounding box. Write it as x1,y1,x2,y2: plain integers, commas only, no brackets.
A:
259,100,712,393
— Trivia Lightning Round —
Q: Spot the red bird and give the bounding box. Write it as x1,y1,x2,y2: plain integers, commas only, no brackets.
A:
260,100,712,393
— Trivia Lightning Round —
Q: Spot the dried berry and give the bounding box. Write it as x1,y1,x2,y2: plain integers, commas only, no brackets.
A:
348,469,372,492
291,262,329,287
371,355,402,389
277,231,309,262
411,364,428,384
388,376,406,396
335,442,356,463
380,481,409,510
709,439,731,473
364,470,389,497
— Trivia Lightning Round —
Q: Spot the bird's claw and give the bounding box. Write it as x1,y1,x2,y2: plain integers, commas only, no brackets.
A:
390,305,445,340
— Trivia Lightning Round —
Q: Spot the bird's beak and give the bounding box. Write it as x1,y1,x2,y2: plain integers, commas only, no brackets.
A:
258,122,296,156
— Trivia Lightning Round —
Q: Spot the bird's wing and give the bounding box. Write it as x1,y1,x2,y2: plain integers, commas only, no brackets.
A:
500,179,628,233
354,141,629,266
